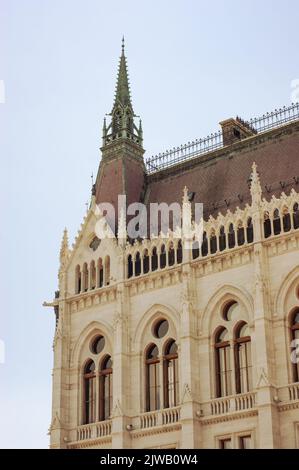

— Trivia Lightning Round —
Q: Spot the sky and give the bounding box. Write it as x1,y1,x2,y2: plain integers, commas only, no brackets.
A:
0,0,298,449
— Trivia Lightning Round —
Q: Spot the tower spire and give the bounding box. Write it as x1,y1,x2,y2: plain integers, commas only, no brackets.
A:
101,39,143,147
113,37,132,111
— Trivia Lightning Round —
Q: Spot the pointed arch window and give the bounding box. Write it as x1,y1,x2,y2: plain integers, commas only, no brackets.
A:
176,240,183,264
192,241,200,260
151,247,158,271
246,217,254,243
228,223,235,249
82,263,89,292
90,261,96,290
293,203,299,230
75,265,81,294
291,309,299,383
163,340,179,408
145,344,160,412
210,230,217,254
99,356,113,421
143,249,150,274
215,328,232,397
135,252,141,276
282,207,291,232
237,221,245,246
273,209,281,235
234,323,252,394
201,231,208,257
104,256,110,285
168,242,175,266
160,245,166,269
97,258,104,287
219,226,226,251
83,360,96,424
127,254,133,278
264,212,271,238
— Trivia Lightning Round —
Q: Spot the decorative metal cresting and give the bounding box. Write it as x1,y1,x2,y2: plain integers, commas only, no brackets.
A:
146,102,299,174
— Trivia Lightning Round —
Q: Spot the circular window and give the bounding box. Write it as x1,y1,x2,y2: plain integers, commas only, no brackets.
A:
91,335,105,354
153,319,169,339
222,300,240,321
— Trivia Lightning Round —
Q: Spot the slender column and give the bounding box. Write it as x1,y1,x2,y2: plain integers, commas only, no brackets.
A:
111,246,131,448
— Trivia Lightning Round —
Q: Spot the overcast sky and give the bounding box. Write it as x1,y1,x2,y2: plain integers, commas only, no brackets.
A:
0,0,298,448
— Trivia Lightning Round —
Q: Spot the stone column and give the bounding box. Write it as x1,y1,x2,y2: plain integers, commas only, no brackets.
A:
179,265,201,449
111,237,131,448
250,163,280,448
49,229,71,448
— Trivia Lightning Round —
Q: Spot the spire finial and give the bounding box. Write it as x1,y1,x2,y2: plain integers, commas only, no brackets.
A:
122,36,125,55
250,161,262,204
59,228,69,268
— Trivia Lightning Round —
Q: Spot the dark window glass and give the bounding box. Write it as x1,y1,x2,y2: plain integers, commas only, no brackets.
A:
154,320,169,339
91,335,105,354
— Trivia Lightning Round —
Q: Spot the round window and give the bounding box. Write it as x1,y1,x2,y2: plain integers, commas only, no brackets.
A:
153,319,169,339
91,335,105,354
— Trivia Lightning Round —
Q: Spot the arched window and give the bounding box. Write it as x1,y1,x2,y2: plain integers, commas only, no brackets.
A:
215,328,232,397
151,247,158,271
222,300,240,321
98,258,103,287
160,245,166,269
163,340,179,408
176,240,182,264
282,207,291,232
293,203,299,230
219,226,226,251
234,323,252,394
135,252,141,277
168,242,175,266
192,241,200,260
210,230,217,254
82,263,89,292
246,217,254,243
145,344,160,412
99,356,113,421
83,360,96,424
237,221,245,246
143,249,150,274
273,209,281,235
290,308,299,383
90,261,96,290
228,223,235,249
75,265,81,294
201,231,208,257
127,254,133,278
104,256,110,285
264,212,271,238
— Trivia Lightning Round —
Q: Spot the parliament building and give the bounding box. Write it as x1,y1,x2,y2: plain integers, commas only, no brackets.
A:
45,42,299,449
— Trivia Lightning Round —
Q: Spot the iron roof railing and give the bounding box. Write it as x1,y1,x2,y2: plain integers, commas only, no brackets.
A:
145,102,299,174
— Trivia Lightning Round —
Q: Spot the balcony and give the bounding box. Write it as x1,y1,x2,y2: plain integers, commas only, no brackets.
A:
277,382,299,411
201,391,257,419
76,420,112,442
139,406,181,430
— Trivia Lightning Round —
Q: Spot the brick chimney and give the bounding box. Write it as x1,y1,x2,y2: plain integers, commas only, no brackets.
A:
220,116,257,146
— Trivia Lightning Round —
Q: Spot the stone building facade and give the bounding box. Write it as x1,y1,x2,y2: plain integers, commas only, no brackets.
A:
45,43,299,449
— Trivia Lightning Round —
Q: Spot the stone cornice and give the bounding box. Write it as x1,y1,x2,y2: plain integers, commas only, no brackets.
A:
200,409,258,425
67,436,112,449
130,423,181,439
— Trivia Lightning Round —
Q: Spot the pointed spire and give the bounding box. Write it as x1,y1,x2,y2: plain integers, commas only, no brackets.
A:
250,162,262,205
59,228,69,268
113,37,132,110
101,39,144,149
